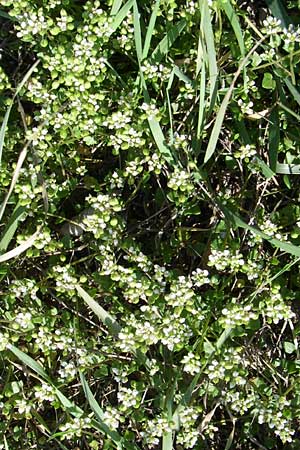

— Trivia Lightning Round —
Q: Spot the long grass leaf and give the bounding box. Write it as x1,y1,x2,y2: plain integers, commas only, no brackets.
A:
203,35,266,164
149,19,186,65
269,106,279,172
284,77,300,106
220,203,300,257
0,9,16,20
276,163,300,174
219,0,245,58
110,0,123,16
0,142,30,222
142,0,161,60
278,101,300,121
8,344,52,382
133,1,143,62
0,60,39,167
75,285,121,335
202,1,218,104
110,0,134,33
265,0,292,28
79,372,125,446
0,204,26,252
0,226,41,262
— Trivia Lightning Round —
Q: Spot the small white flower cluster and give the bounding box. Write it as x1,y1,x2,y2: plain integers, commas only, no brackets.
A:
165,276,195,311
108,170,125,190
181,351,201,375
26,125,50,149
283,24,300,46
15,183,43,206
208,248,244,272
82,193,123,240
53,265,77,295
12,279,39,300
116,12,134,51
238,98,254,116
59,416,92,439
123,275,153,304
0,332,9,351
177,406,201,448
254,396,295,443
14,399,32,418
58,360,77,381
262,17,282,35
260,292,295,324
220,302,258,328
141,415,174,447
167,168,194,193
123,245,153,273
191,268,210,287
117,386,140,410
234,144,257,160
34,383,56,403
173,132,189,151
145,152,164,174
206,347,249,386
13,311,33,330
141,61,171,83
260,218,287,240
160,315,193,351
15,8,49,39
118,314,159,352
124,158,144,178
34,327,73,354
103,406,123,430
141,102,161,121
102,110,132,130
223,389,259,415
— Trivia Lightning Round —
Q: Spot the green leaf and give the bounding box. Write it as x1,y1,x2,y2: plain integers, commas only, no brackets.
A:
269,106,279,172
203,35,267,164
149,19,186,65
253,156,275,178
262,72,276,90
0,60,39,167
79,372,125,446
110,0,134,34
0,204,26,253
284,341,296,354
9,344,52,382
142,0,161,60
75,284,121,335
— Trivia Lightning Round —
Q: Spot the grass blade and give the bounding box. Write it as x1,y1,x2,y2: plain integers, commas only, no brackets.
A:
110,0,123,16
75,284,121,335
8,344,52,382
79,371,125,448
142,0,161,60
219,0,245,59
203,35,266,164
110,0,134,34
0,204,26,252
220,203,300,257
0,226,42,263
133,1,143,62
0,142,30,222
284,77,300,106
201,1,218,104
276,163,300,174
269,106,279,172
265,0,292,28
149,19,186,65
0,59,39,167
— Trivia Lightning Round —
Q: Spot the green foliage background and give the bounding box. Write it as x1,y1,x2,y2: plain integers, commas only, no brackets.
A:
1,0,300,448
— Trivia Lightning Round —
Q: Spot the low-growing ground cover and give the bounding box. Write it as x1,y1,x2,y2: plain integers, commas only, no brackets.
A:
0,0,300,448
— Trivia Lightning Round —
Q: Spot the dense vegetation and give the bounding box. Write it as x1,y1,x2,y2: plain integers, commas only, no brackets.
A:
1,0,300,448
